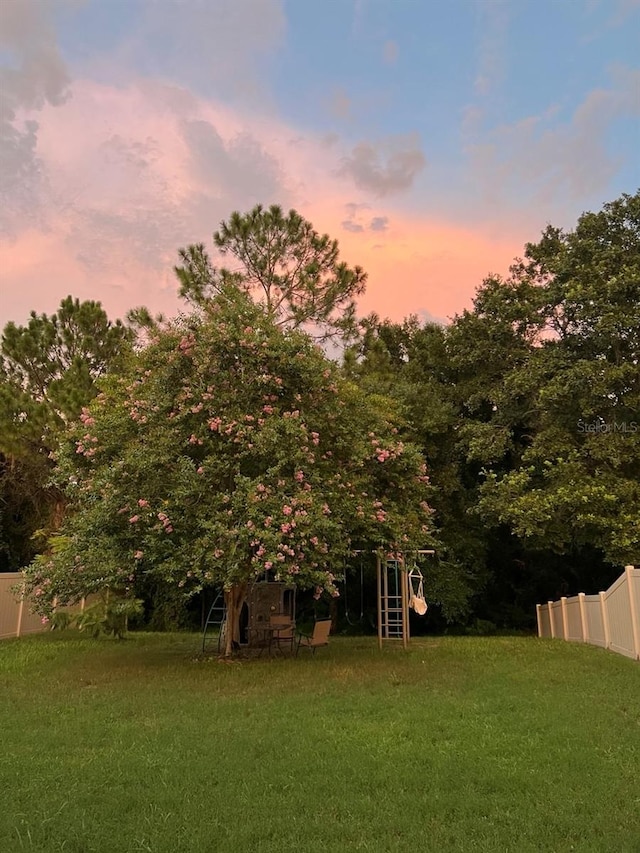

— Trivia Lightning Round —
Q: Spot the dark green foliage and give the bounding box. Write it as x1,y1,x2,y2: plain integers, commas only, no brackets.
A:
176,204,367,341
346,191,639,628
56,598,144,639
473,191,640,565
0,297,133,570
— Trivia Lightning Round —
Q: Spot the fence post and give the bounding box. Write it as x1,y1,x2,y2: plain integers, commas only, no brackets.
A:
548,601,555,638
536,604,542,637
599,591,610,649
625,565,640,660
560,596,568,640
578,593,587,643
16,586,25,638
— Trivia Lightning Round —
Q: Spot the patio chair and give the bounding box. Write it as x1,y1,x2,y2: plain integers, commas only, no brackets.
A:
269,614,296,654
296,618,331,656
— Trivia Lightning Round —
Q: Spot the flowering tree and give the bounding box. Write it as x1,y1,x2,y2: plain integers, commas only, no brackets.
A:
25,290,433,655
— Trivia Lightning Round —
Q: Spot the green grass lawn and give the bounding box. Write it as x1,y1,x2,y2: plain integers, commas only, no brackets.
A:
0,633,639,853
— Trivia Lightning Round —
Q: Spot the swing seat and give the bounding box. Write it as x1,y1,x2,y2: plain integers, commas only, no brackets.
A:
408,568,428,616
410,596,428,616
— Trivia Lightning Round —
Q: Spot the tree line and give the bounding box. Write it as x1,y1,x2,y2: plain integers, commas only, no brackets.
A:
1,193,638,641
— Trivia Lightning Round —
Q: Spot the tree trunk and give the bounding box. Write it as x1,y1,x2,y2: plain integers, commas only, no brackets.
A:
223,582,247,657
51,495,67,529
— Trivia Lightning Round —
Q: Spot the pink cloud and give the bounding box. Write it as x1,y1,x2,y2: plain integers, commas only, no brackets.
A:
0,78,526,329
309,207,521,322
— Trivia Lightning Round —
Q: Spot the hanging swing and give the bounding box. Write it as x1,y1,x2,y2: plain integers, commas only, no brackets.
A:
344,554,365,626
408,567,428,616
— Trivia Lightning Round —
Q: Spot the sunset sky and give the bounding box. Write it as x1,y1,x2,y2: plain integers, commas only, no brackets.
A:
1,0,638,329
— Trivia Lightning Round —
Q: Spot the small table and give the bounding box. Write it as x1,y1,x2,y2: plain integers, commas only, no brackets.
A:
249,622,295,657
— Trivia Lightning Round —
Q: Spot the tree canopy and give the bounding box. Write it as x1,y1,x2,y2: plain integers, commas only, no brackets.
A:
0,297,133,571
24,289,434,654
344,190,640,625
9,191,639,635
175,204,367,342
474,191,640,565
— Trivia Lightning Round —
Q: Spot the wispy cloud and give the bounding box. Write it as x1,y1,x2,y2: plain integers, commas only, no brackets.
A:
466,66,640,208
0,0,540,331
0,0,72,236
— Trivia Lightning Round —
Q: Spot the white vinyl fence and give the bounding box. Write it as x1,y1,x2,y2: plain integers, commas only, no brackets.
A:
0,573,96,640
537,565,640,660
0,573,48,639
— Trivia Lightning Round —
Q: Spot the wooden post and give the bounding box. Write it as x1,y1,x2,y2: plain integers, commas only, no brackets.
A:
16,587,25,639
578,593,588,643
535,604,542,637
600,591,610,649
560,596,568,640
625,565,640,661
376,552,382,651
548,601,555,638
401,559,409,650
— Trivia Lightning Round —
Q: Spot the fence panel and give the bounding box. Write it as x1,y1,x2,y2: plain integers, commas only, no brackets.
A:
538,567,639,660
537,604,551,638
550,600,564,638
0,573,50,639
565,596,583,642
583,595,606,647
0,574,23,639
1,577,108,641
606,572,636,659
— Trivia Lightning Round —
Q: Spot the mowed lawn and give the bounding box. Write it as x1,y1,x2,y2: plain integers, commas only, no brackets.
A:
1,633,639,853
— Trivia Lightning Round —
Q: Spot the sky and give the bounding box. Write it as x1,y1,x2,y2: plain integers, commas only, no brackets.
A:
0,0,638,330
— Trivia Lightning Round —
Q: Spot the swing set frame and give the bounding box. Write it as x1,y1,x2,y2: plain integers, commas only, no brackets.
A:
348,549,435,650
376,550,434,650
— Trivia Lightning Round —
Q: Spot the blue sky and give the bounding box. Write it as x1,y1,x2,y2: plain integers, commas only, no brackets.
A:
1,0,638,326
